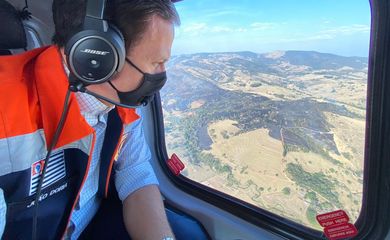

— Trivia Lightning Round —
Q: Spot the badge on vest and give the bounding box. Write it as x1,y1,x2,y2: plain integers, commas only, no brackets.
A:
29,150,66,196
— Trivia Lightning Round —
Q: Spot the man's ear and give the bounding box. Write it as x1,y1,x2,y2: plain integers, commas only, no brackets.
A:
59,47,67,64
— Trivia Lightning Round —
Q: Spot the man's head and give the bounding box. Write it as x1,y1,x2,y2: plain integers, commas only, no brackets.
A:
52,0,180,106
52,0,179,52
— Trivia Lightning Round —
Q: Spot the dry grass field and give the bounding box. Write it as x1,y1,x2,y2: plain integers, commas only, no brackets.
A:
202,121,317,226
208,68,367,109
190,116,365,228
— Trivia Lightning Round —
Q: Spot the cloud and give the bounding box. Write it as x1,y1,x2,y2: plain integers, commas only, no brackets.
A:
178,22,248,37
250,22,277,31
275,34,336,43
210,26,234,33
204,10,244,18
320,24,370,35
182,23,208,33
276,24,370,43
209,26,249,33
176,21,370,50
180,21,278,37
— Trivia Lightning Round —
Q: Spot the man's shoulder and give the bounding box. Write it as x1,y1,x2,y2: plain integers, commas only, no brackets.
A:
0,46,58,132
0,46,52,84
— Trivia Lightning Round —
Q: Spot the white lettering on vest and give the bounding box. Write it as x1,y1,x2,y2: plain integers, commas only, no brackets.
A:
26,182,68,208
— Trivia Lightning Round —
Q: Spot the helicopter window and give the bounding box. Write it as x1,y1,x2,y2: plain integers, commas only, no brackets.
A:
160,0,370,232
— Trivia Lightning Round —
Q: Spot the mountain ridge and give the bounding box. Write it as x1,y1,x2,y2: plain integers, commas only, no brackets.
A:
170,50,368,71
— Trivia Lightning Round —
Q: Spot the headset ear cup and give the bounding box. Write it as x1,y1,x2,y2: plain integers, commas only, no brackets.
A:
64,26,126,84
107,24,126,73
64,22,126,85
65,29,120,84
109,23,125,42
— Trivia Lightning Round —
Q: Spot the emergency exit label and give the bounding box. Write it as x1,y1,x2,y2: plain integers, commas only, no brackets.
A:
324,223,358,240
316,210,358,240
316,210,349,227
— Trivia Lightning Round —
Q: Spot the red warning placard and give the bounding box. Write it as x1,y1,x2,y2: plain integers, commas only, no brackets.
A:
316,210,349,227
324,223,358,240
167,153,185,176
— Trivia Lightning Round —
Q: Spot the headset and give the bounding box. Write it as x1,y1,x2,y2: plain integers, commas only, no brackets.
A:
65,0,125,86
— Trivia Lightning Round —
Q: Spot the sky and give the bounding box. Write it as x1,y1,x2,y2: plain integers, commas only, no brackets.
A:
172,0,371,57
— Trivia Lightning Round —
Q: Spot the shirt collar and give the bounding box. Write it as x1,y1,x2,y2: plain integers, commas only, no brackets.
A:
75,91,114,118
62,62,114,123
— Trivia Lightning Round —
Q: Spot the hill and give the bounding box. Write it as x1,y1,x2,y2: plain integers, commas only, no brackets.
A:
161,50,367,229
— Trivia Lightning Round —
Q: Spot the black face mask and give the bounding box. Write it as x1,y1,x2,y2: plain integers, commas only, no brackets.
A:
109,58,167,107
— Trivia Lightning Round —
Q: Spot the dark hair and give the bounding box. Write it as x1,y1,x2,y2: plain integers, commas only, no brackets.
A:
52,0,180,50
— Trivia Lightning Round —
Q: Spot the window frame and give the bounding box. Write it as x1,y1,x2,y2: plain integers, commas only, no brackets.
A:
152,0,390,239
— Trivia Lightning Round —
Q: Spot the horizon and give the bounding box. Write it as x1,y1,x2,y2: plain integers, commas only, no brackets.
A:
171,49,370,59
172,0,371,58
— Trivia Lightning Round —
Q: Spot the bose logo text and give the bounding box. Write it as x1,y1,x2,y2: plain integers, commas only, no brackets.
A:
80,49,110,56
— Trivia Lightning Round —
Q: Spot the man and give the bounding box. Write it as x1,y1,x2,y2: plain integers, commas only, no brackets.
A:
0,0,203,239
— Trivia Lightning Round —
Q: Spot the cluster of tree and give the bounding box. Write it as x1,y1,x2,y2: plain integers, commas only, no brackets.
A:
282,128,341,165
179,115,239,185
286,163,341,208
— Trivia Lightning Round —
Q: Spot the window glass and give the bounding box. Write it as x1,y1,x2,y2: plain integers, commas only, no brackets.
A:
161,0,370,230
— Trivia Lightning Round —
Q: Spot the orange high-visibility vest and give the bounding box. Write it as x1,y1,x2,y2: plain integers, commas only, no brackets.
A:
0,46,139,239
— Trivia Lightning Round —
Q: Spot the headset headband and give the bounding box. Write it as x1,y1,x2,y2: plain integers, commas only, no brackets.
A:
86,0,105,19
84,0,106,31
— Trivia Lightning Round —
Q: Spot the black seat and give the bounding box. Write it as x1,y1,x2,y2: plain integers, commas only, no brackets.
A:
0,0,49,55
0,0,27,55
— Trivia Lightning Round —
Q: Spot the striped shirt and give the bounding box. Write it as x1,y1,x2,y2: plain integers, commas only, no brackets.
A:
65,92,159,239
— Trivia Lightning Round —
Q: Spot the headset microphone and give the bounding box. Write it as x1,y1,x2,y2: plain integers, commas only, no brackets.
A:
69,80,147,108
